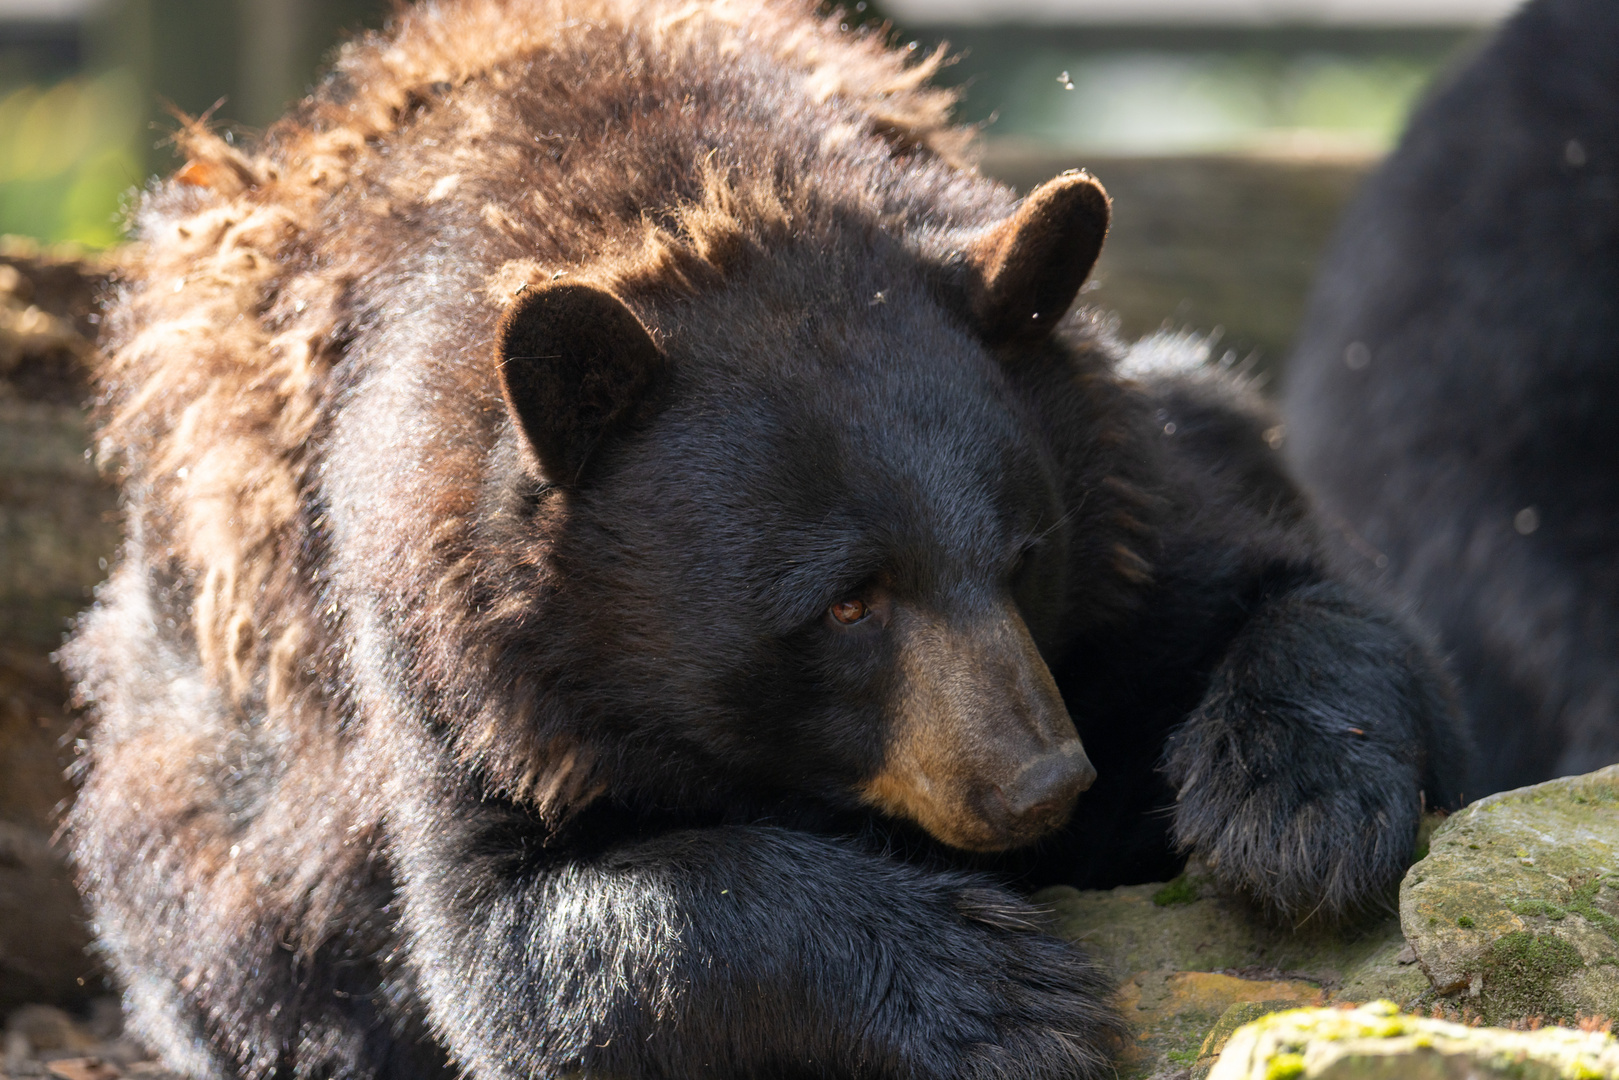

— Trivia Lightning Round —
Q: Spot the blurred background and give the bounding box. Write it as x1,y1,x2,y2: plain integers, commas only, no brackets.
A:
0,0,1513,359
0,0,1519,1020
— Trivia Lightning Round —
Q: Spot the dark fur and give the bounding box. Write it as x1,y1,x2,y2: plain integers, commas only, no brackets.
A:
67,2,1466,1077
1282,0,1619,795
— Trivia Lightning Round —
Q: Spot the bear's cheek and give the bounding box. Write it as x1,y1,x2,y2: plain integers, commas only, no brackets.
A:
858,600,1096,852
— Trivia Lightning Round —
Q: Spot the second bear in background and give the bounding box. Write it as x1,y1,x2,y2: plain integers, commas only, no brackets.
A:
1284,0,1619,794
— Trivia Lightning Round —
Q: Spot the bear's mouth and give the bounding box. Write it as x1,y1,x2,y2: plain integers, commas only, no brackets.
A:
859,601,1096,852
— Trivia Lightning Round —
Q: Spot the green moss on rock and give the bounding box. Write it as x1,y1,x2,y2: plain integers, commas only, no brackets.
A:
1034,859,1433,1079
1154,873,1203,907
1203,1001,1308,1062
1512,900,1570,921
1480,932,1586,1022
1208,1001,1619,1080
1568,881,1619,940
1400,765,1619,1021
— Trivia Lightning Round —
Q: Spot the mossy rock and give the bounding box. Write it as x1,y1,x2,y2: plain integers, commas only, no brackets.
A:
1036,869,1426,1078
1400,765,1619,1024
1208,1000,1619,1080
1201,1000,1311,1065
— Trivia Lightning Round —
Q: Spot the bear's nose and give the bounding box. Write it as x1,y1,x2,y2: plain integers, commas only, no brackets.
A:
997,741,1097,824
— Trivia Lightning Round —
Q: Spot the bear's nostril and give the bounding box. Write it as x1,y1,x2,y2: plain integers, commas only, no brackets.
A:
1000,742,1096,821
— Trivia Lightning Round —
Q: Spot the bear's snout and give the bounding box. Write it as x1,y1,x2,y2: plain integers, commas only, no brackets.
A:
860,601,1093,851
992,742,1097,827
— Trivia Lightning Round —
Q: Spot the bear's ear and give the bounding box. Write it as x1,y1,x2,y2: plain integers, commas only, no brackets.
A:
960,170,1110,345
496,283,666,487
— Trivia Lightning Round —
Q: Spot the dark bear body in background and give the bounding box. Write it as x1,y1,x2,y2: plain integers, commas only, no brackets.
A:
1283,0,1619,796
66,1,1466,1077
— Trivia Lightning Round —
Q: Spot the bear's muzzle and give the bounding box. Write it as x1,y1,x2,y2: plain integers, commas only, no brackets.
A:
861,599,1095,851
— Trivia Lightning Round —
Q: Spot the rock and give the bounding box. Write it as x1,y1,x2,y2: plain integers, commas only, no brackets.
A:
0,241,116,653
1208,1000,1619,1080
44,1058,124,1080
1037,868,1428,1078
0,824,99,1009
1401,766,1619,1023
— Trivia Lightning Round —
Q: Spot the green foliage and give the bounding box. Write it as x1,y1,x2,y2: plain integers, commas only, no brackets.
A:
0,71,143,247
946,38,1450,155
1153,873,1201,907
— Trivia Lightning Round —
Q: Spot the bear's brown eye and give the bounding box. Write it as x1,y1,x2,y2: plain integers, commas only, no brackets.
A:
829,599,869,625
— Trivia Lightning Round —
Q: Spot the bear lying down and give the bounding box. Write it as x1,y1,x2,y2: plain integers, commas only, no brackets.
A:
64,0,1468,1077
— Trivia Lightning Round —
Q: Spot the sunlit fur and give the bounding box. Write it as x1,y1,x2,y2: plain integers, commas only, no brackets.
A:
65,2,1468,1078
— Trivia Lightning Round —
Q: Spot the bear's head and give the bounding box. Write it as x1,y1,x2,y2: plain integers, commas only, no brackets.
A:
490,172,1123,852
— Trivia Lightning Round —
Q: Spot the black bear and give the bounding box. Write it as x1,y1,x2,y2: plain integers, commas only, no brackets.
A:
65,1,1467,1077
1283,0,1619,797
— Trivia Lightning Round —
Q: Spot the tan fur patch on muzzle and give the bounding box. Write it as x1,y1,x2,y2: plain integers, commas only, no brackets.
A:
860,601,1092,851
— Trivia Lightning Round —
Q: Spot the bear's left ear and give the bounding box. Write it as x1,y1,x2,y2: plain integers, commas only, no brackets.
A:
496,283,667,487
958,170,1110,345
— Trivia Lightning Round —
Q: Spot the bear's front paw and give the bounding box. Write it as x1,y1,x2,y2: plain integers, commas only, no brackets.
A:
1161,584,1451,922
944,889,1128,1080
1166,742,1420,922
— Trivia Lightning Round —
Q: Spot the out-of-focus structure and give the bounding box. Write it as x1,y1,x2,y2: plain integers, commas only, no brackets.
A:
0,0,384,246
886,0,1512,365
1,0,1513,350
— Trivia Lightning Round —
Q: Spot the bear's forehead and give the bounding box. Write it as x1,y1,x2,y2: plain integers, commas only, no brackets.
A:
655,275,1029,438
659,322,1038,490
580,254,1063,585
596,336,1053,590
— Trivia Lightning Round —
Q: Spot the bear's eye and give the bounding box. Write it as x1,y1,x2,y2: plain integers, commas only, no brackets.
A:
828,599,870,625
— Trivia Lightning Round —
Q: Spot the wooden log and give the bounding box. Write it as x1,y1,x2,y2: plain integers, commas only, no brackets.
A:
0,239,118,1007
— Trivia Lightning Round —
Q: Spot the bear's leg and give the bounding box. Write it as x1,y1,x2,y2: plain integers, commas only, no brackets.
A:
384,742,1125,1080
71,727,448,1080
65,575,450,1080
1162,579,1468,922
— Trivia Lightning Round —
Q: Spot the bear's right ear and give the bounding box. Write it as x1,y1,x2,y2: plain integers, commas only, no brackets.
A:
957,170,1111,346
496,283,667,487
